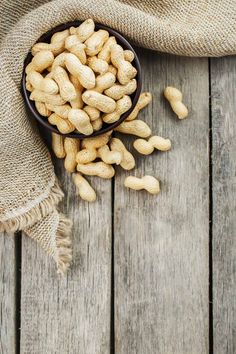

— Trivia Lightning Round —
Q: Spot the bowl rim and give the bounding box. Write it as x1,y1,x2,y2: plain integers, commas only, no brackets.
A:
21,20,142,139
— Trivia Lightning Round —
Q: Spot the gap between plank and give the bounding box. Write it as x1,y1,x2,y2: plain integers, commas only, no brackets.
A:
110,176,115,354
208,58,213,354
15,232,22,354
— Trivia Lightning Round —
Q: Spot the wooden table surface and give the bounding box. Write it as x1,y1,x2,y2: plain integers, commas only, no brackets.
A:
0,49,235,354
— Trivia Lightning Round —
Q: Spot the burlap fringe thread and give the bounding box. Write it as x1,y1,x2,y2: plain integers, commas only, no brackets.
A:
0,180,72,274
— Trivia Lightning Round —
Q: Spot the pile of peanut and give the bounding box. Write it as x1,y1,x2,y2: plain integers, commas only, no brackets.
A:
25,19,188,201
26,18,138,135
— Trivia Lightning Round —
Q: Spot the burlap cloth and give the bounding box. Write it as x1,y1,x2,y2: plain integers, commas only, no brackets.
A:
0,0,235,274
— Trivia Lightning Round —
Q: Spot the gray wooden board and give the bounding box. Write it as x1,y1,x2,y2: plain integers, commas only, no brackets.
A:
0,233,16,354
20,158,112,353
114,50,210,354
211,56,236,354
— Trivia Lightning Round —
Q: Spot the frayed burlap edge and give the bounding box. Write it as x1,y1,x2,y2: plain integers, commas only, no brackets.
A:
0,180,64,233
55,215,72,275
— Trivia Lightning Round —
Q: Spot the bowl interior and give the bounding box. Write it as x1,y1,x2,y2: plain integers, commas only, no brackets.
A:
22,20,142,139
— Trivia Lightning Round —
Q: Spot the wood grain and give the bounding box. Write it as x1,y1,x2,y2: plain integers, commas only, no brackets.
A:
20,157,112,354
114,50,209,354
0,233,16,354
211,56,236,354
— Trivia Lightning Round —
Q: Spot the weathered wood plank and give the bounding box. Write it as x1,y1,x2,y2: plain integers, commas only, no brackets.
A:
20,157,111,353
114,50,209,354
0,233,16,354
211,56,236,354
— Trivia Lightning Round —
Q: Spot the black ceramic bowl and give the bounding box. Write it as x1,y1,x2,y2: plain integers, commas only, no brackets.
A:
22,20,142,139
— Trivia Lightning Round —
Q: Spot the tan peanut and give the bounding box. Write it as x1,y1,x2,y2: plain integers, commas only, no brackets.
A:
164,87,188,119
27,71,58,94
81,132,110,149
97,145,122,165
51,52,68,70
87,57,109,75
64,138,80,172
85,30,109,56
32,41,65,56
110,138,135,170
104,79,137,100
126,92,152,121
76,148,97,164
124,175,160,195
46,103,71,119
52,66,77,101
51,133,65,158
74,19,95,42
73,173,96,202
48,113,75,134
111,44,137,84
65,35,86,64
98,36,117,62
69,74,84,109
114,120,151,138
25,50,54,74
102,95,132,124
30,90,66,106
107,65,117,76
93,72,116,93
82,90,116,113
124,50,135,62
68,109,93,135
91,117,103,131
77,161,115,179
133,136,171,155
35,101,51,117
51,29,69,44
26,81,33,92
83,106,100,121
65,53,96,89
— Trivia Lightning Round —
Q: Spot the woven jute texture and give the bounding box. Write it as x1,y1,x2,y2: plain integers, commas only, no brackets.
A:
0,0,235,273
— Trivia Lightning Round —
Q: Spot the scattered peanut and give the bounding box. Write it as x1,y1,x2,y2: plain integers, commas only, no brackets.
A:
77,161,115,179
51,133,65,158
48,113,75,134
82,132,111,149
104,79,137,100
110,138,135,170
124,176,160,195
164,87,188,119
82,90,116,113
73,173,96,202
133,136,171,155
111,44,137,84
76,148,97,164
64,137,80,172
102,95,132,124
97,145,122,165
68,109,93,135
115,120,151,138
126,92,152,121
